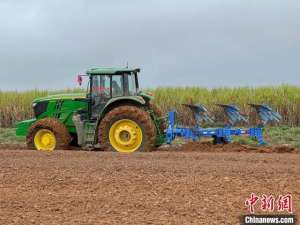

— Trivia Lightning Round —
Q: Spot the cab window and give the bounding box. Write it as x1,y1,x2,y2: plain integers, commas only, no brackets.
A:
112,75,124,97
128,73,137,95
92,75,111,98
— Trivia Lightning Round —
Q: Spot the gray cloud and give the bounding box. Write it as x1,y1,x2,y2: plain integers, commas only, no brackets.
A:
0,0,299,90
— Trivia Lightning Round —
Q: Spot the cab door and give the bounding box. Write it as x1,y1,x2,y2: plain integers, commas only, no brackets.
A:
91,75,111,118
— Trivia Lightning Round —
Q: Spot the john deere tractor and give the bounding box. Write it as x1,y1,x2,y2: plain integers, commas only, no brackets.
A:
16,67,166,152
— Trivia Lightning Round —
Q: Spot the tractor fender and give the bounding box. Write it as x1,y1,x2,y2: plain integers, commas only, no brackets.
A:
101,96,146,116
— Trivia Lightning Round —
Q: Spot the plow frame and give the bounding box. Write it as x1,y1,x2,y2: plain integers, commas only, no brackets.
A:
166,111,265,145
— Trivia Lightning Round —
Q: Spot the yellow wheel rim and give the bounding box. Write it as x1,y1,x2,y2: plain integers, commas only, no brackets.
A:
109,119,143,153
34,129,56,151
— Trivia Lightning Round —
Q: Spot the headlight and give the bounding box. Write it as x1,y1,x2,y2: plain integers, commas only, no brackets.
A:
33,101,48,118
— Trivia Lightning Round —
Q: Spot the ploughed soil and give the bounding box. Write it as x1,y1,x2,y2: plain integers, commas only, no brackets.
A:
0,144,299,225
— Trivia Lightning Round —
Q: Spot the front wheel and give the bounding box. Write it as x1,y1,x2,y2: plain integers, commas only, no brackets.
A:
26,118,72,151
98,106,156,153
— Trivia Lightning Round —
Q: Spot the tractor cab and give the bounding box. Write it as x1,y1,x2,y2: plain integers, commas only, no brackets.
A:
83,67,142,119
87,67,140,97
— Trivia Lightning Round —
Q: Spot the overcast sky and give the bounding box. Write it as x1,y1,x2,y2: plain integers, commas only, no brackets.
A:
0,0,299,90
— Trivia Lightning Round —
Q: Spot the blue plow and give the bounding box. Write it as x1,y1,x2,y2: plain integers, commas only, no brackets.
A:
166,104,281,146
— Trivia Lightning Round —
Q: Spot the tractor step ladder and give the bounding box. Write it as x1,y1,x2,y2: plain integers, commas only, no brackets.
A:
84,122,97,145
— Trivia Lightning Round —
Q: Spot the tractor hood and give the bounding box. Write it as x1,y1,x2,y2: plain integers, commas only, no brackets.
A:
33,93,86,103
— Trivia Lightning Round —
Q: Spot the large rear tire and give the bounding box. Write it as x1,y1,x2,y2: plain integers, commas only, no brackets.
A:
98,106,156,152
26,118,72,151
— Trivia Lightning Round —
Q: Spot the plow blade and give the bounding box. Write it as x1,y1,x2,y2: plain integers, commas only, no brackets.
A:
249,104,282,125
182,104,214,125
216,104,248,125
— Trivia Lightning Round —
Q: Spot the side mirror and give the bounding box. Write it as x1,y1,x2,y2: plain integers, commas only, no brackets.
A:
77,75,83,86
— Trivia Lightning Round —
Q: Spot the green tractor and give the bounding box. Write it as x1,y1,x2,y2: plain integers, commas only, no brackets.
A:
16,67,166,153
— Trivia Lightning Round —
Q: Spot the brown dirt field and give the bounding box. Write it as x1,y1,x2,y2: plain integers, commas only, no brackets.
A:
0,147,299,225
163,142,300,154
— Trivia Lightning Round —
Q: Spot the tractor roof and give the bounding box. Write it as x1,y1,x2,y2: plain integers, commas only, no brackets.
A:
86,67,140,75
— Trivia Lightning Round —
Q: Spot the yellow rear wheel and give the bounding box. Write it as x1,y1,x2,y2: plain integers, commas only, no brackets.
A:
109,119,143,153
34,129,56,151
99,106,156,152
